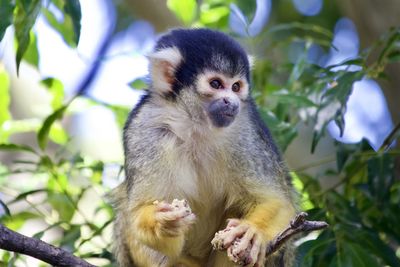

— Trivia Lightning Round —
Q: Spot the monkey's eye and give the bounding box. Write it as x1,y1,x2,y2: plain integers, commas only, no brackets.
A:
232,82,240,92
210,79,222,89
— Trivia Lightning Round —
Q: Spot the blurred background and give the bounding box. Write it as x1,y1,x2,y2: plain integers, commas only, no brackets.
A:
0,0,399,266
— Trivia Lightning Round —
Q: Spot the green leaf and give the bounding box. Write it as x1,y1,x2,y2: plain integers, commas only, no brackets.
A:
336,143,353,172
37,105,68,151
353,228,400,266
8,189,47,204
41,77,65,109
23,31,39,67
259,108,297,151
267,22,333,48
2,211,40,230
342,242,381,267
367,154,393,203
49,123,68,145
387,50,400,63
0,1,15,41
200,6,229,24
0,198,11,216
42,2,80,47
32,231,44,239
60,225,81,250
128,77,147,90
272,92,317,108
167,0,197,26
63,0,82,45
0,143,37,154
13,0,42,73
47,193,75,221
0,69,11,128
378,28,400,64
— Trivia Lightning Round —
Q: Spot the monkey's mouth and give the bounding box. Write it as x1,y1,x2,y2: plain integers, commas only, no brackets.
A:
222,112,234,117
209,110,238,128
207,98,239,128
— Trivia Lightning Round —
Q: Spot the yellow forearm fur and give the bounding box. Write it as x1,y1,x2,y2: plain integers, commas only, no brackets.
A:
128,204,185,258
245,197,296,241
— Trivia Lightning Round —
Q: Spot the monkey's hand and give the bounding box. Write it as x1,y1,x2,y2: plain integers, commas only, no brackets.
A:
211,219,267,267
132,199,196,258
153,199,196,236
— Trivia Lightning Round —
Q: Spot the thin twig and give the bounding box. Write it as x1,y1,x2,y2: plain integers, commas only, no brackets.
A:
379,120,400,152
0,224,96,267
265,212,328,256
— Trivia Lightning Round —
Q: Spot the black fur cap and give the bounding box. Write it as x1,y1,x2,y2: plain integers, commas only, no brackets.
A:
154,28,251,94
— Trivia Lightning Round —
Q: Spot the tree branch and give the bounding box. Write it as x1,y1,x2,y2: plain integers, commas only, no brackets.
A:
0,224,96,267
0,213,327,267
265,212,328,257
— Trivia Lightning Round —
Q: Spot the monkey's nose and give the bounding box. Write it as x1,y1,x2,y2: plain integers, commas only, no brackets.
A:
222,99,239,116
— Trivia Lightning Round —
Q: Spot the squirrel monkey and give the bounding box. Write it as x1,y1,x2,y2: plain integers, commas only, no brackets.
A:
111,29,298,267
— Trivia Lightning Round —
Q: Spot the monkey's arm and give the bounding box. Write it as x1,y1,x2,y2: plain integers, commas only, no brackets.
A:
245,197,296,241
127,199,196,258
212,194,296,266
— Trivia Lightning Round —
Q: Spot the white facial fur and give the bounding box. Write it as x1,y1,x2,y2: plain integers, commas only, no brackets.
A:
195,70,249,102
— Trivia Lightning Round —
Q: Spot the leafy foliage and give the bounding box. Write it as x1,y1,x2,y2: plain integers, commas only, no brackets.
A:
0,0,399,266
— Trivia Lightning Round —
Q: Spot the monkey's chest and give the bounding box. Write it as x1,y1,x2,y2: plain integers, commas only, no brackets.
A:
184,199,227,260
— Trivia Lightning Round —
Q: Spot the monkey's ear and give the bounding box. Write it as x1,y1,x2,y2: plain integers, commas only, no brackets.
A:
148,47,183,93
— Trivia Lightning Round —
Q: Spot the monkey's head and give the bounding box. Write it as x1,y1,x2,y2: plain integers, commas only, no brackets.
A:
148,28,251,128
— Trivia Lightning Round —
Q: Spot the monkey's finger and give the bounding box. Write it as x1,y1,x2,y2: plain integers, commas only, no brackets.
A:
221,224,249,248
227,218,241,228
157,207,190,221
231,228,255,260
181,212,196,225
155,201,174,212
244,234,262,267
254,242,267,267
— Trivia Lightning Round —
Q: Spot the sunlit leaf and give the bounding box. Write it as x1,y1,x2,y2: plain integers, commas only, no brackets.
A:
0,1,14,41
49,122,68,145
200,6,229,25
23,31,39,67
2,211,40,230
128,77,147,90
0,69,11,128
167,0,197,26
41,77,65,109
13,0,42,73
37,105,68,150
